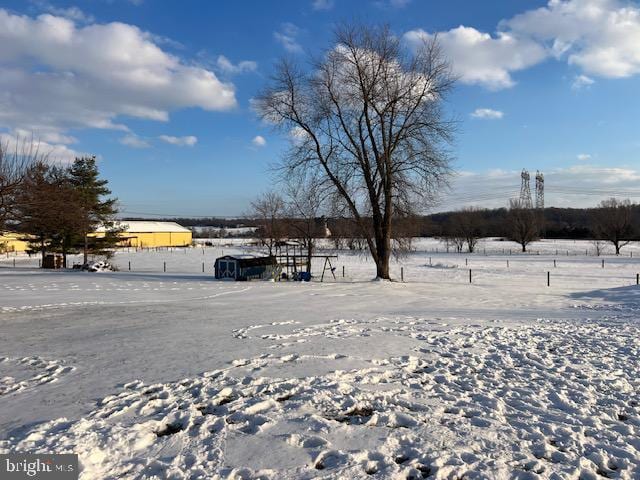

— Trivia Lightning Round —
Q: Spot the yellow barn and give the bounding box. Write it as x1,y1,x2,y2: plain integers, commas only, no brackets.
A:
0,232,29,253
94,221,193,248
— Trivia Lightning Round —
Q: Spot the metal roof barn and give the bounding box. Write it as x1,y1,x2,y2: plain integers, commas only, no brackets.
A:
93,221,192,248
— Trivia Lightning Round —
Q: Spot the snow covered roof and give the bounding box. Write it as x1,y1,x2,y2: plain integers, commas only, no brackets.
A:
95,221,191,233
217,254,271,260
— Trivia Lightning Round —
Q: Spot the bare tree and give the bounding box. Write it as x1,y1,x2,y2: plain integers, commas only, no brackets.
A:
0,137,41,231
392,214,420,258
250,192,286,256
256,24,454,279
439,235,453,253
507,198,539,253
454,207,485,253
283,173,327,273
591,240,606,257
592,198,635,255
440,218,465,253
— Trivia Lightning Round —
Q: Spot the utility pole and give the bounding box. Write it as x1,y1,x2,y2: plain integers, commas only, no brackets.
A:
519,169,533,209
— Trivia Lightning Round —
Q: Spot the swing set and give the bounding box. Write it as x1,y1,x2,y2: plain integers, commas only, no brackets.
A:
273,241,338,282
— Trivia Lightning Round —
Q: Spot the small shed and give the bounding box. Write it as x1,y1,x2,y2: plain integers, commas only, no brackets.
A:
214,255,278,281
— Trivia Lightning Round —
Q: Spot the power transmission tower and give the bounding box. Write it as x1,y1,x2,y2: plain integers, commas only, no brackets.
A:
535,171,544,210
519,169,532,209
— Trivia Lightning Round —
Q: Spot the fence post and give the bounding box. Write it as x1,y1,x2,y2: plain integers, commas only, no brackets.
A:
465,258,468,266
13,258,15,268
429,257,432,266
547,271,550,287
202,262,205,273
401,267,404,282
507,260,509,268
553,259,556,268
469,269,472,284
342,265,345,278
602,259,605,269
128,261,131,271
636,273,639,285
163,261,166,273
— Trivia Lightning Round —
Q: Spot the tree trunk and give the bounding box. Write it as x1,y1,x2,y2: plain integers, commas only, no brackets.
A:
374,234,391,279
306,240,313,274
521,243,526,253
83,234,89,265
40,237,46,268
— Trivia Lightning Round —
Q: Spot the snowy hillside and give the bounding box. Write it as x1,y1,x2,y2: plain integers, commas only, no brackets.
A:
0,238,639,479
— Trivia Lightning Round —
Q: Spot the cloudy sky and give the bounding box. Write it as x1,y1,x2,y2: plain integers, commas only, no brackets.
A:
2,0,640,216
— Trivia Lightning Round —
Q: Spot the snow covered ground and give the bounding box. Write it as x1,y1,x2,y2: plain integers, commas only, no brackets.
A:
0,238,639,479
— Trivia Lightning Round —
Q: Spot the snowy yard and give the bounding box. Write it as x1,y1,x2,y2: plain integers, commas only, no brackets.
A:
0,239,639,479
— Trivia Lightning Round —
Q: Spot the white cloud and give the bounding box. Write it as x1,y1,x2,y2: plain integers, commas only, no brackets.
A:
504,0,640,79
216,55,257,75
252,135,266,147
120,134,150,148
0,132,84,163
32,2,95,23
404,27,546,90
158,135,197,147
312,0,334,10
470,108,504,119
405,0,640,90
572,74,595,89
11,127,78,145
274,23,303,53
0,9,236,154
375,0,411,7
577,153,592,161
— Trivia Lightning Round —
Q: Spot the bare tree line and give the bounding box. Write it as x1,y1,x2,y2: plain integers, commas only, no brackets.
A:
436,197,638,254
249,194,640,262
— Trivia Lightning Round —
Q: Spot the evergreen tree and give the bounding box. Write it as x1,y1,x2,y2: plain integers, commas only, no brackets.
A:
47,166,87,268
67,156,118,264
15,162,61,264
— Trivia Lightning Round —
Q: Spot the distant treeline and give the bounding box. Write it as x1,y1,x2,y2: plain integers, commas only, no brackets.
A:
426,206,640,240
126,205,640,240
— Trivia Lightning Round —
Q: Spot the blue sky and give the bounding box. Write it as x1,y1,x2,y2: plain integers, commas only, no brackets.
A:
2,0,640,216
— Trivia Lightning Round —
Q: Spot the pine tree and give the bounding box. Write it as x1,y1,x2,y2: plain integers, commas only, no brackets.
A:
47,166,87,268
67,156,118,264
16,162,60,264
